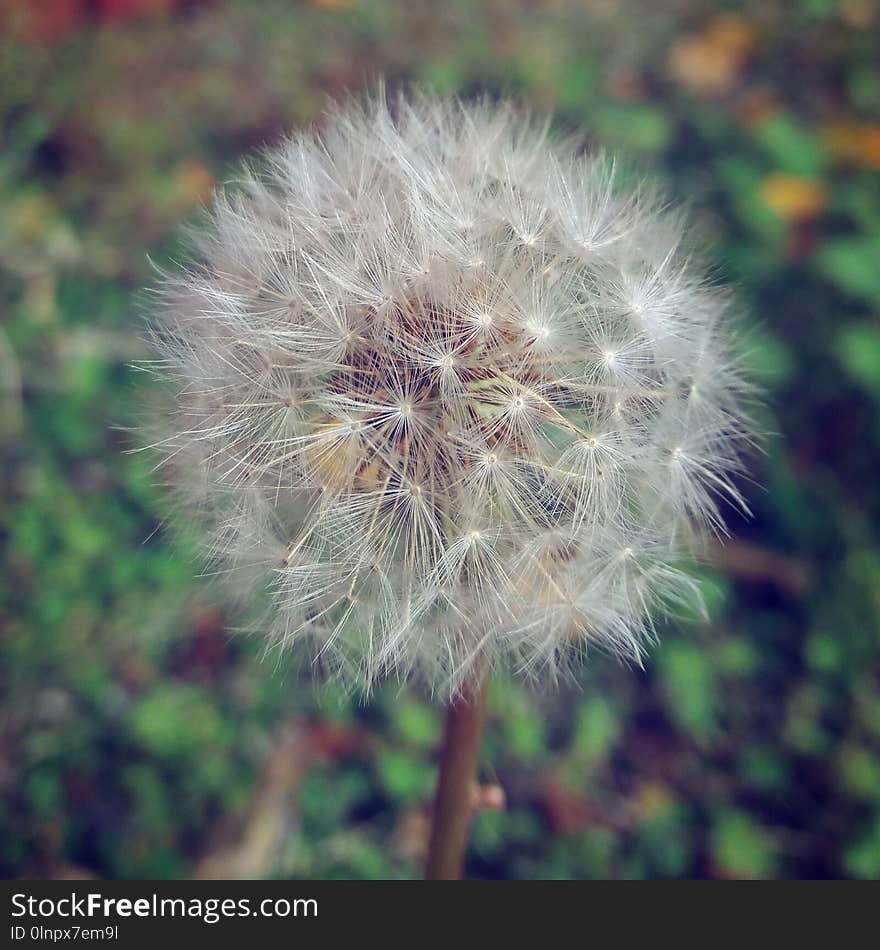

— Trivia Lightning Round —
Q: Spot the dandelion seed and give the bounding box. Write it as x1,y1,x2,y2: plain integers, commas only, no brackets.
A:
143,89,754,697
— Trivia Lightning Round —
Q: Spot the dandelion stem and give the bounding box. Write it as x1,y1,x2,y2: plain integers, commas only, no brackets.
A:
425,671,488,880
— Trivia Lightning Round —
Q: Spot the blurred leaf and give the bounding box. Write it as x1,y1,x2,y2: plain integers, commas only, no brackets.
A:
717,637,758,677
376,749,430,802
850,64,880,113
740,747,788,791
711,810,778,879
573,696,620,764
658,640,718,739
840,744,880,801
754,115,826,176
843,817,880,879
131,684,229,758
818,238,880,302
557,58,597,110
123,764,173,829
741,327,795,385
300,766,370,834
837,323,880,395
393,700,438,749
633,787,692,877
805,627,846,674
419,60,462,93
25,766,61,817
784,684,834,754
506,702,545,761
593,102,671,152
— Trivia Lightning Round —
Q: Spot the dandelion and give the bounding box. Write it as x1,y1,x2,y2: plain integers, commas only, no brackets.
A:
143,89,754,878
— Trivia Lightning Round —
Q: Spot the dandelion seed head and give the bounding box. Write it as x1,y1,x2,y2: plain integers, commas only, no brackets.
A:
145,90,754,697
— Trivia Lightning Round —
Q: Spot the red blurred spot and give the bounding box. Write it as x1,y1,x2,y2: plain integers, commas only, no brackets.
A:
95,0,178,23
304,721,371,760
1,0,187,43
1,0,87,42
538,779,594,834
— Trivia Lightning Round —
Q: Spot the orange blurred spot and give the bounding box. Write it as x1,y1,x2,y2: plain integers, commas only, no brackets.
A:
176,160,215,206
668,14,758,98
823,121,880,169
760,173,827,220
854,125,880,168
711,13,758,54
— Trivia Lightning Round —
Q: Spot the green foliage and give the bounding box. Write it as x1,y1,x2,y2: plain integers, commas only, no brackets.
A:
711,810,778,879
592,102,672,153
573,697,620,764
2,0,880,880
376,748,433,802
844,817,880,879
131,684,231,759
837,323,880,396
819,238,880,303
753,115,826,177
389,698,439,749
658,641,718,740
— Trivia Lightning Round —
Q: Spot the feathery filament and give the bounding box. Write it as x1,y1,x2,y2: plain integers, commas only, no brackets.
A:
146,92,752,696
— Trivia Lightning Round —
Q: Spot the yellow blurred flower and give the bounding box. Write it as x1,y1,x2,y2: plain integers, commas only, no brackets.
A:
760,173,827,220
633,781,674,819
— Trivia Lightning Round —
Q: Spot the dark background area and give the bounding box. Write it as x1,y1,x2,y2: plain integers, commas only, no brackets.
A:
1,0,879,879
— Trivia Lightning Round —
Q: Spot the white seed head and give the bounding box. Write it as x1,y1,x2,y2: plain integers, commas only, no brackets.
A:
144,90,754,697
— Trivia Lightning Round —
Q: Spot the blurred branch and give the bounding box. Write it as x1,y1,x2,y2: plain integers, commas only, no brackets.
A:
194,725,308,880
709,540,811,598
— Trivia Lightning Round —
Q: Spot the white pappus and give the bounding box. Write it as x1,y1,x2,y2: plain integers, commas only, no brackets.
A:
143,90,754,697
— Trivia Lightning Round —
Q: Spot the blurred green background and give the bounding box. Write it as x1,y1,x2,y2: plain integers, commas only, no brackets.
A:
2,0,880,880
